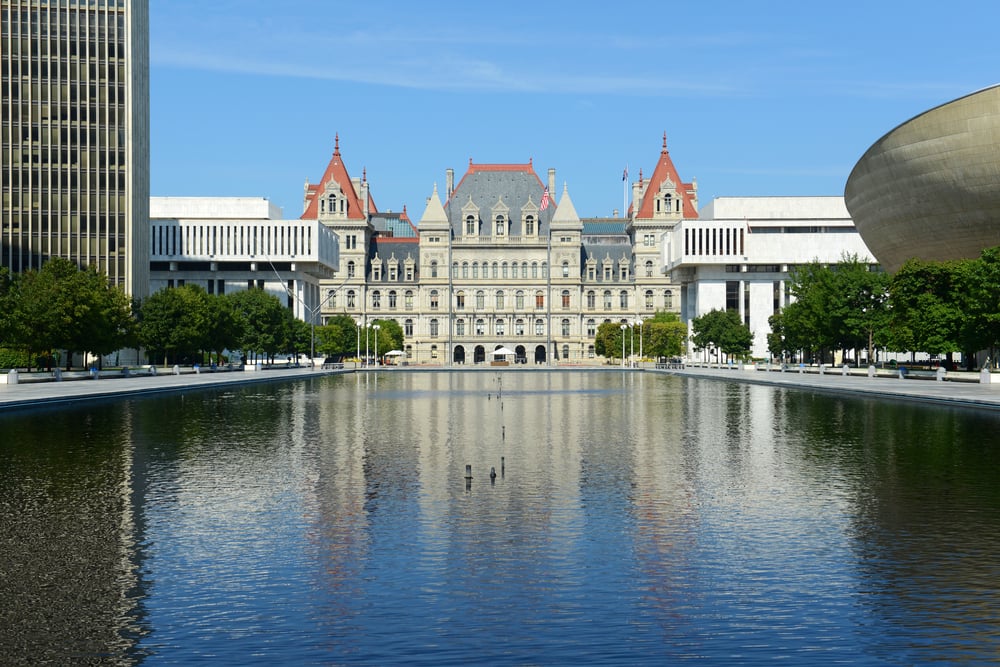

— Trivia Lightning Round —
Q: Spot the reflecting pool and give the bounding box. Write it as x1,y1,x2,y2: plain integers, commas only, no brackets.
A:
3,370,1000,664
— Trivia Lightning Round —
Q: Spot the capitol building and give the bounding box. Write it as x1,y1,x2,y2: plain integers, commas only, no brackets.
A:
151,134,874,364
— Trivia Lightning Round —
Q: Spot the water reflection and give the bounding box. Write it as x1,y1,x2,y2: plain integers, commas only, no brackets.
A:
2,372,1000,664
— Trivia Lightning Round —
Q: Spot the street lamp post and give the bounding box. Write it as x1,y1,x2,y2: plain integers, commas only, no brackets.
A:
355,318,362,369
620,323,627,368
635,318,643,367
373,323,381,368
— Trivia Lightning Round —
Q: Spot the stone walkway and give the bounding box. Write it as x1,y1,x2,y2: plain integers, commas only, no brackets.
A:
0,365,352,413
649,365,1000,411
4,363,999,414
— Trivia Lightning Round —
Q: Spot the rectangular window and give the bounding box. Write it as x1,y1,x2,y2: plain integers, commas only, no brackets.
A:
726,280,740,312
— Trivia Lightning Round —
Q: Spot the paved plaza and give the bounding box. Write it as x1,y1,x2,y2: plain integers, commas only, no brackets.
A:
0,365,350,413
3,363,1000,413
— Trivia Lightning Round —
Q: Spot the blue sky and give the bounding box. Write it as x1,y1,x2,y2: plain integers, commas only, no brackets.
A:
150,0,999,219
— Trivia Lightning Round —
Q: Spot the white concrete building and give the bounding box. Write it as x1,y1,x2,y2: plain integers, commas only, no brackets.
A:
149,197,339,322
665,196,876,359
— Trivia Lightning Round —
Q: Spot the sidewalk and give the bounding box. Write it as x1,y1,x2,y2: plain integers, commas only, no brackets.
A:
0,365,352,413
650,365,1000,411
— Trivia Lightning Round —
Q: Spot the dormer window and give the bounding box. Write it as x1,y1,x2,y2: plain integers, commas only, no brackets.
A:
525,215,535,236
495,214,506,236
466,215,477,235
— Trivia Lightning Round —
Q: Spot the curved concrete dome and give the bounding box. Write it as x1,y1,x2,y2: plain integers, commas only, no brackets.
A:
845,84,1000,272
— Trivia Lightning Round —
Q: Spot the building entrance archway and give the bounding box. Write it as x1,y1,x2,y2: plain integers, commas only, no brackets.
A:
534,344,547,364
453,345,466,365
474,346,486,364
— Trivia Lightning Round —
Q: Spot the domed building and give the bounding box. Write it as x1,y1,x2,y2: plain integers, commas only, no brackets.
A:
845,84,1000,272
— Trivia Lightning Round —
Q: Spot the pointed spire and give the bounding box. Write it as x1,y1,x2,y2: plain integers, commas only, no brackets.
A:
363,166,367,183
639,167,644,185
334,133,340,156
550,182,582,229
662,131,668,153
418,183,449,229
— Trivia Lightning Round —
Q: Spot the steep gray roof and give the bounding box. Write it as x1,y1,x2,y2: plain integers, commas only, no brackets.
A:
444,164,554,237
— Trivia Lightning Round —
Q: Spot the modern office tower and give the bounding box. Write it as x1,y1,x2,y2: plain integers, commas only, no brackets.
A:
1,0,150,296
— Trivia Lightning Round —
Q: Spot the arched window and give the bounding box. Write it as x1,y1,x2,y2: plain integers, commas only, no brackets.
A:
476,291,485,309
561,290,570,308
645,290,654,309
525,215,535,236
515,319,525,335
466,215,476,235
371,290,381,309
495,215,506,235
430,319,439,337
645,260,653,278
456,291,466,310
430,344,438,359
603,290,612,310
586,319,596,336
492,262,499,279
587,290,596,309
430,260,438,278
495,319,505,335
541,261,548,278
562,261,570,278
430,290,439,310
347,290,356,308
532,262,539,278
472,262,479,279
665,289,674,309
388,290,397,309
456,319,466,336
495,290,505,309
561,319,570,336
562,344,570,360
535,291,545,309
405,290,414,310
462,262,469,278
502,262,509,279
347,260,355,278
522,263,529,278
475,318,485,335
452,261,459,278
516,290,525,309
534,318,544,335
620,290,629,309
404,319,413,336
327,289,337,308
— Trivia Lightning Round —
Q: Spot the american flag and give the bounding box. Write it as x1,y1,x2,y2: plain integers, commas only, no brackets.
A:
540,186,550,211
623,166,628,182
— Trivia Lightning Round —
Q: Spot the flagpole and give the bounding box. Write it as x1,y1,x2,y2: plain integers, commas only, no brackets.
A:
622,164,628,219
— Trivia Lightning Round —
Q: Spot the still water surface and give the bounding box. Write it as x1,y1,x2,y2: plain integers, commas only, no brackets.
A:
3,371,1000,664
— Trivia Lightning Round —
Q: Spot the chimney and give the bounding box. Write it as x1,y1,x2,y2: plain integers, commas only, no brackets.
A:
547,168,556,198
446,168,454,200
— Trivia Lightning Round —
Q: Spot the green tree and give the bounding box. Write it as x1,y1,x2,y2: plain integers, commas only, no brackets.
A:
370,318,403,361
226,288,287,363
138,285,211,365
13,258,87,370
204,293,240,364
642,311,687,359
691,309,753,361
316,315,360,360
890,258,967,360
594,321,628,360
75,265,137,367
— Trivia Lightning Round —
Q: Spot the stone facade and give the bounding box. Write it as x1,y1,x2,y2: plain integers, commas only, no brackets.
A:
308,136,693,365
